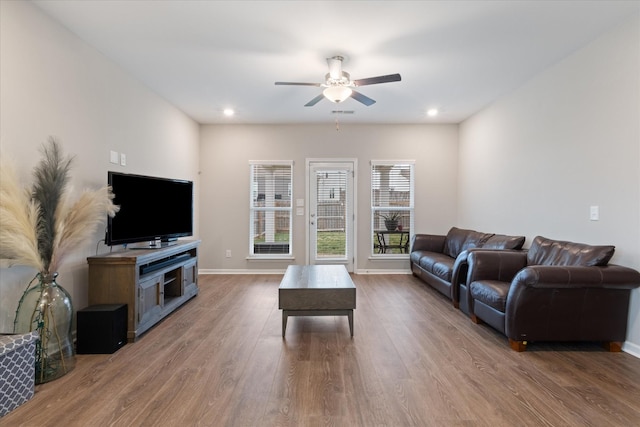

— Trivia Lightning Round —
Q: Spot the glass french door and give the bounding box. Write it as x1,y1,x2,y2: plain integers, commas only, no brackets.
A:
307,161,355,272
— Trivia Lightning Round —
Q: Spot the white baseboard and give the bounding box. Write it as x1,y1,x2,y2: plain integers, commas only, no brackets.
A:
199,269,285,275
199,268,413,275
622,341,640,359
355,269,412,275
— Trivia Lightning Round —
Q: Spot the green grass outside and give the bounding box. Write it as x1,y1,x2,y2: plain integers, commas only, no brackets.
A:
254,231,407,255
316,231,346,255
254,233,289,243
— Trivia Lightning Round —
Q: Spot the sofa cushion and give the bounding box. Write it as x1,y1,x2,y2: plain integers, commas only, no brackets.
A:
432,261,454,282
443,227,494,258
527,236,615,267
419,252,455,282
482,234,525,250
410,250,426,266
469,280,510,312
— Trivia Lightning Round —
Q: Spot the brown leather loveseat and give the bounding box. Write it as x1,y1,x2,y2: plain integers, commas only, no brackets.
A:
467,236,640,351
410,227,525,304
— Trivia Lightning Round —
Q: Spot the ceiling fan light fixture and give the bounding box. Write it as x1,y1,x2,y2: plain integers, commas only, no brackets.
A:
323,86,352,103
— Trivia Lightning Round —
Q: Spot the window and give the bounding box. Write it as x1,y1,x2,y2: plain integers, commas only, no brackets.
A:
371,161,415,256
249,161,293,256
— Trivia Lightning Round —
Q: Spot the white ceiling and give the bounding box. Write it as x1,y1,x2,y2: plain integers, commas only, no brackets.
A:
33,0,639,125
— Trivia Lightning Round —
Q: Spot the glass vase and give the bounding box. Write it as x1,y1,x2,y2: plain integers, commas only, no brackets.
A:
14,272,76,384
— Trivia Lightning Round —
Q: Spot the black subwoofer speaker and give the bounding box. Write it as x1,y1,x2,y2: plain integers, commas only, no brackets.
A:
77,304,127,354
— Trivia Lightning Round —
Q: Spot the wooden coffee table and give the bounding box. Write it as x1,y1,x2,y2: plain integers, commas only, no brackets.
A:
279,265,356,337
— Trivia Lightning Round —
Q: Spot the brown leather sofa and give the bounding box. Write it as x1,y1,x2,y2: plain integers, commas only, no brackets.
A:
410,227,525,304
467,236,640,351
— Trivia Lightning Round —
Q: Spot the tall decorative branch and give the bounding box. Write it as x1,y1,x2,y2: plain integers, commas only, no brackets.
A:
31,139,73,274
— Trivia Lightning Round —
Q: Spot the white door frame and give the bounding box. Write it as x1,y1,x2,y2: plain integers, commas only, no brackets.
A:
305,158,357,272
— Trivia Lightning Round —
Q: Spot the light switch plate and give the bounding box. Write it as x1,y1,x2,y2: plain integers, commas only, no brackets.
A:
590,205,599,221
110,150,119,164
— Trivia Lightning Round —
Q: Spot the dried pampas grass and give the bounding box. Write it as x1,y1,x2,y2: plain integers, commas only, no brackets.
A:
32,139,73,272
0,137,119,273
49,186,119,273
0,162,43,270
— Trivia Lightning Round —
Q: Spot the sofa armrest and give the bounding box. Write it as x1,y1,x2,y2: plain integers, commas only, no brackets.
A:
510,264,640,290
504,265,640,343
451,248,524,305
451,250,473,304
410,234,446,253
452,250,471,283
467,250,528,283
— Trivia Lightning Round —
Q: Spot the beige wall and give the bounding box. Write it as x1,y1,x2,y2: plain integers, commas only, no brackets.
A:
458,16,640,353
0,1,200,332
199,124,458,273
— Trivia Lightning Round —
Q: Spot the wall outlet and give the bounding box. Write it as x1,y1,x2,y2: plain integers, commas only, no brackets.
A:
120,153,127,166
225,250,232,258
590,205,599,221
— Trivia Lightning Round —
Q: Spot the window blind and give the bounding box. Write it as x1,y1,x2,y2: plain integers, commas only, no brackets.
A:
371,161,415,255
249,162,293,256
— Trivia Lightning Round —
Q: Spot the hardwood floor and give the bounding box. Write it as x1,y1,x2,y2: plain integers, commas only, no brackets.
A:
4,273,640,426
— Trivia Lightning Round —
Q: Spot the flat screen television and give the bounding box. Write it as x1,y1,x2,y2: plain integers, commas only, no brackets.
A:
106,171,193,247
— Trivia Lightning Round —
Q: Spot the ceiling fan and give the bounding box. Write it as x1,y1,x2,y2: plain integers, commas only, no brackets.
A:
275,56,401,107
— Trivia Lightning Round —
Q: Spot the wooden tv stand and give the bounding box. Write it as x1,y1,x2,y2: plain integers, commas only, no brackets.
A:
87,240,199,342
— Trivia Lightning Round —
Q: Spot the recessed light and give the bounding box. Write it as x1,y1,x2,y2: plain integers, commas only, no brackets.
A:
223,108,234,117
427,108,438,117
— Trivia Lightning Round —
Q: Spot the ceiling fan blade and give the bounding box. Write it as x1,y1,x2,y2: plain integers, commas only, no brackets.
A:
275,82,322,86
350,90,376,106
304,94,325,107
353,73,401,86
